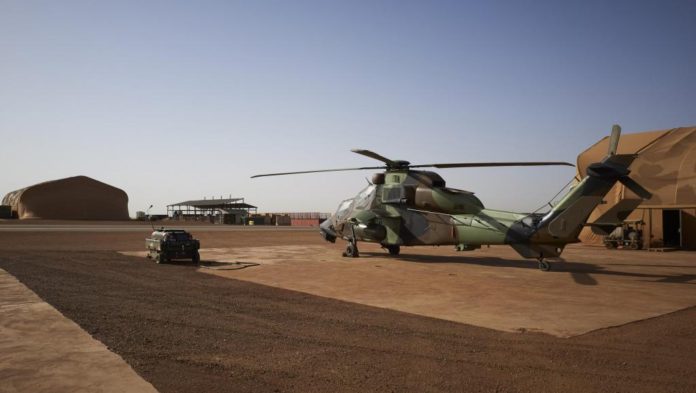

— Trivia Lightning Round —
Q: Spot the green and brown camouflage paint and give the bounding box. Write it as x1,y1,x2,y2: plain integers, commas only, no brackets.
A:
322,126,648,261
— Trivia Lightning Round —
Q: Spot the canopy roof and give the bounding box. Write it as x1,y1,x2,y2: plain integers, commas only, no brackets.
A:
168,198,257,210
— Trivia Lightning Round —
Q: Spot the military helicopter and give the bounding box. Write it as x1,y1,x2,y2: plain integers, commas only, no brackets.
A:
252,125,651,271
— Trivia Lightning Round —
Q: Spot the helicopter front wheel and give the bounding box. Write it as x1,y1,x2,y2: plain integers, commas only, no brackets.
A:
343,243,359,258
538,259,551,272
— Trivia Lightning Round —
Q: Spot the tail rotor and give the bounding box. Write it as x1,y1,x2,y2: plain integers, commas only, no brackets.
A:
586,124,652,200
608,124,621,156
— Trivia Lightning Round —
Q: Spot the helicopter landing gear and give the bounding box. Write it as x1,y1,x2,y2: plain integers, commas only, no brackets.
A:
537,258,551,272
343,242,359,258
343,224,360,258
385,245,400,256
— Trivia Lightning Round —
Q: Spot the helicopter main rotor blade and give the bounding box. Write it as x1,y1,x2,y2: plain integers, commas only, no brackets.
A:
350,149,397,166
410,161,575,169
251,166,386,178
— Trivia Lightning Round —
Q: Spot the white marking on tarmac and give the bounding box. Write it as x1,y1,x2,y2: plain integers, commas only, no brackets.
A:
0,269,159,393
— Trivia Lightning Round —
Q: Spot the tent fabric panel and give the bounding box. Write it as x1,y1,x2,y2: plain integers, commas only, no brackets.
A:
630,127,696,206
577,129,671,177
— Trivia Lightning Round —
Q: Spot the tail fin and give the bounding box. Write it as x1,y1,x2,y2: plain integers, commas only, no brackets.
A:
536,125,651,240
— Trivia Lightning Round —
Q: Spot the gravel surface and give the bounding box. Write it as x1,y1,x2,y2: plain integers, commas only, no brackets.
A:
2,247,695,393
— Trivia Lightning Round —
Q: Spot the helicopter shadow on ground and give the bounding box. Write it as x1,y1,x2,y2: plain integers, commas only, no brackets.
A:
357,252,696,287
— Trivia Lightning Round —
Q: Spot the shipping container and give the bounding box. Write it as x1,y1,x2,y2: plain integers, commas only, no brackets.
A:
291,218,321,227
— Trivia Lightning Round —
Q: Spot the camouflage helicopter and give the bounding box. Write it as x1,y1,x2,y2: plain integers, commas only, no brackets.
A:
252,125,651,271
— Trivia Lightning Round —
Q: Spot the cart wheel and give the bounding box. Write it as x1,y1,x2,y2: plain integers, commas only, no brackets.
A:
192,252,200,265
157,252,166,264
628,242,639,250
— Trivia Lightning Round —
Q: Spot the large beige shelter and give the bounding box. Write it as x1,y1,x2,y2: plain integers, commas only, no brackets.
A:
578,127,696,249
2,176,129,220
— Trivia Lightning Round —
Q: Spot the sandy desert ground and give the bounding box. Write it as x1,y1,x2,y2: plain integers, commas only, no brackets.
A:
1,222,695,392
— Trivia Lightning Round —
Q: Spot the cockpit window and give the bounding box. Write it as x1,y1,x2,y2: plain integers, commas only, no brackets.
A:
335,199,354,221
334,185,377,222
353,185,377,210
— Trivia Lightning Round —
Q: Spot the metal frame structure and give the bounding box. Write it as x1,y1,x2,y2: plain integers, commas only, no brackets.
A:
167,198,257,224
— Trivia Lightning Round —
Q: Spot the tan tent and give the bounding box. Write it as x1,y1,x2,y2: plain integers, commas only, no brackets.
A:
577,127,696,249
2,176,130,220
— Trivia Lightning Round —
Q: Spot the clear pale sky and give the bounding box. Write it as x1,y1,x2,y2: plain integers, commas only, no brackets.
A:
1,1,695,215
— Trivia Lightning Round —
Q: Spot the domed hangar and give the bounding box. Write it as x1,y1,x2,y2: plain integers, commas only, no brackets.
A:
577,126,696,249
2,176,130,220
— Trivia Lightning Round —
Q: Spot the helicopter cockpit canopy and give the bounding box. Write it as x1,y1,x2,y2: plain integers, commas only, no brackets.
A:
353,185,377,210
334,199,354,222
334,185,378,222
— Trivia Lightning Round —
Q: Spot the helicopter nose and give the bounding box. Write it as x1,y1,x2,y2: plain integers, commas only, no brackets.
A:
319,219,337,243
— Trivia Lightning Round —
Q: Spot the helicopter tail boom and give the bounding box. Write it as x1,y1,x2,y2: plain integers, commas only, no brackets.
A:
534,125,651,242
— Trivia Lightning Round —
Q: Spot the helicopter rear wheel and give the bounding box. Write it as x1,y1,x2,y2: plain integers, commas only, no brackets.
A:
386,245,400,256
538,259,551,272
343,243,359,258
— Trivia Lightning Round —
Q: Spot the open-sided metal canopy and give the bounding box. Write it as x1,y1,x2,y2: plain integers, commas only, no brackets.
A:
168,198,257,210
166,198,257,224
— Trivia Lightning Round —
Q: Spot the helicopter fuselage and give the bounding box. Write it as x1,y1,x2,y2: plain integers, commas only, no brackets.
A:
256,127,648,270
319,170,564,253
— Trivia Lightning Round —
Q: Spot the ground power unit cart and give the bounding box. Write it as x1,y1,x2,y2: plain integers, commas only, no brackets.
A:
146,228,200,264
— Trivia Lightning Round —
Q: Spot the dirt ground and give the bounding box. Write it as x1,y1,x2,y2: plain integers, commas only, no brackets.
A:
1,227,696,392
124,242,696,337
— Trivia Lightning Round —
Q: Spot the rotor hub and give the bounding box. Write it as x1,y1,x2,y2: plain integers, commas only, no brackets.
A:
389,160,410,169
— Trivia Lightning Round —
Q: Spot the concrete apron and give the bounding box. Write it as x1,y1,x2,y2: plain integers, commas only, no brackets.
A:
0,269,158,393
125,243,696,338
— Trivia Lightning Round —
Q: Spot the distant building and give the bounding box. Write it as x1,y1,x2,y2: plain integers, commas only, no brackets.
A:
247,212,331,226
167,197,257,224
1,175,129,220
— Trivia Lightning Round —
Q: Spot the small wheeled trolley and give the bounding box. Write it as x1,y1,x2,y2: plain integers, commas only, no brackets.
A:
604,220,644,250
146,228,200,264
